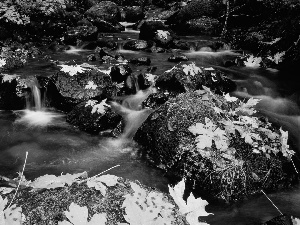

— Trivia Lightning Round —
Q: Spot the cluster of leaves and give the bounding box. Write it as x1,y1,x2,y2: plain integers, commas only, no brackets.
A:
188,88,295,172
0,171,211,224
85,99,111,115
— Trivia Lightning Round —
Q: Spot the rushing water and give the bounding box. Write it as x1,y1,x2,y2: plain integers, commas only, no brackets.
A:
1,30,300,224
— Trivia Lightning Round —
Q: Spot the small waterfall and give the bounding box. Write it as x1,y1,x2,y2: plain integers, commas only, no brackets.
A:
27,77,43,111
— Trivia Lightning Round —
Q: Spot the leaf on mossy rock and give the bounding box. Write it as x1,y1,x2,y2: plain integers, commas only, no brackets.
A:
30,171,87,189
169,179,212,225
0,196,23,225
122,182,175,225
58,202,107,225
87,174,119,196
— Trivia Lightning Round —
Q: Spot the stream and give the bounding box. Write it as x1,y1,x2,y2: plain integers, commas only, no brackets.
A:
1,30,300,224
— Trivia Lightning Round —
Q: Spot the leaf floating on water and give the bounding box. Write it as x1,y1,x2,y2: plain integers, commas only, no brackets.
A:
169,179,212,225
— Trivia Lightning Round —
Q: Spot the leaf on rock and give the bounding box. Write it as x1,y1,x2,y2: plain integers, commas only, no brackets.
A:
169,179,212,224
224,93,238,102
235,98,260,115
122,182,175,225
30,172,87,189
0,187,14,195
0,197,23,225
60,202,107,225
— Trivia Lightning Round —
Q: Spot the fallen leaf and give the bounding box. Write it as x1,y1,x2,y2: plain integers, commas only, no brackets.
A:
169,179,212,224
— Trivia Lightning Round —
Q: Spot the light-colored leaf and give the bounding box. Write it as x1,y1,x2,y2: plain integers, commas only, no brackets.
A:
169,179,212,224
88,213,107,225
224,93,238,102
30,172,87,189
0,187,14,194
87,179,107,196
65,203,88,225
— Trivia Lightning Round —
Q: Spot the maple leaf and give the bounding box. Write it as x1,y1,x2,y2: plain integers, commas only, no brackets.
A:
224,93,238,102
168,179,212,225
244,55,262,67
182,62,202,76
235,98,260,115
58,203,107,225
85,81,97,90
30,172,87,189
122,182,175,225
279,128,295,158
189,118,229,154
87,174,119,196
0,196,23,225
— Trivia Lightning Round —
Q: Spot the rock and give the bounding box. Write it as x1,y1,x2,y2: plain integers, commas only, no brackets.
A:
90,19,124,32
63,26,98,46
0,74,27,110
66,98,121,134
122,6,145,22
110,64,132,83
45,66,116,112
168,54,189,62
129,57,151,66
0,175,186,225
139,20,168,41
123,40,149,51
85,1,121,23
135,90,298,202
261,214,295,225
156,62,236,95
87,54,97,61
0,46,28,72
166,0,223,25
145,46,166,53
171,40,191,50
176,17,221,35
153,30,174,47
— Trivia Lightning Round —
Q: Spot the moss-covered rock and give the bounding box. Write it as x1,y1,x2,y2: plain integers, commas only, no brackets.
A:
135,90,299,202
0,174,187,225
155,62,236,96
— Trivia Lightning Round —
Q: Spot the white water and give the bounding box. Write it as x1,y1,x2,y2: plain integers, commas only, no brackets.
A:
64,46,89,55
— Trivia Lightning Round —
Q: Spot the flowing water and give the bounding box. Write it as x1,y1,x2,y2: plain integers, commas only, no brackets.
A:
1,30,300,224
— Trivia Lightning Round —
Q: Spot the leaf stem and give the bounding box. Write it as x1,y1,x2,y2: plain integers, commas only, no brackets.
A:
261,189,283,215
7,151,28,209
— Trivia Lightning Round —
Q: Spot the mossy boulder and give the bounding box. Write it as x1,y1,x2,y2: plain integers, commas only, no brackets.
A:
0,174,187,224
45,66,117,112
85,1,121,23
0,74,28,110
155,62,236,96
135,90,299,202
66,98,121,134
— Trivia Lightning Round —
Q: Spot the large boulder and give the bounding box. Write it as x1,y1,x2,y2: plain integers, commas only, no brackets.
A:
66,98,121,134
123,40,150,51
166,0,223,25
0,74,28,110
63,26,98,45
155,62,236,96
90,19,124,32
174,17,221,35
135,90,299,202
139,20,168,41
121,6,145,22
45,65,116,112
85,1,121,23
